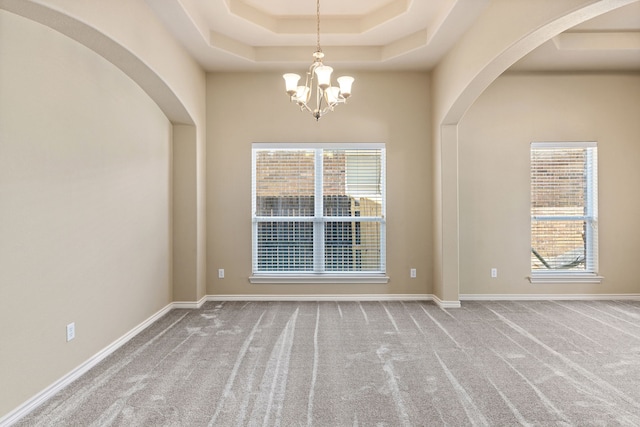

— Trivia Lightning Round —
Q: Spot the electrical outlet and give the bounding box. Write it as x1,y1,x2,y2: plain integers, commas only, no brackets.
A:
491,268,497,278
66,322,75,342
218,269,225,279
410,268,417,278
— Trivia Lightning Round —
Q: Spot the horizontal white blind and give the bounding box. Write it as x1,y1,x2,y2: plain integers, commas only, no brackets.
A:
530,142,598,273
324,221,382,272
252,144,385,274
255,221,314,272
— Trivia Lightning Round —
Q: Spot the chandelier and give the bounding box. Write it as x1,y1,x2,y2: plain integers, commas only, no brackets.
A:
283,0,354,121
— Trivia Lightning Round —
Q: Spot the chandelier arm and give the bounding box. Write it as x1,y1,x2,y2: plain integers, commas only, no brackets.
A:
305,69,313,105
316,85,324,117
299,102,314,115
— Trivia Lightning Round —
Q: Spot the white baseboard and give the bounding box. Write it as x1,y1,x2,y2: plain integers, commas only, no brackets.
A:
207,294,433,302
0,303,174,427
172,295,208,309
459,293,640,301
208,294,640,304
207,294,465,309
432,294,462,309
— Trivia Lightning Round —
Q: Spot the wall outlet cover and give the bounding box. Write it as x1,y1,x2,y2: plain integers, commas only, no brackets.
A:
66,323,75,341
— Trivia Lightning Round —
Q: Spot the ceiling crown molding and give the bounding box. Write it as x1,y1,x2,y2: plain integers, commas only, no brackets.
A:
226,0,410,35
149,0,472,69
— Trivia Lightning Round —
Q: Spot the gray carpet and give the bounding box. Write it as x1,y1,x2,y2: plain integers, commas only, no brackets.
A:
15,300,640,426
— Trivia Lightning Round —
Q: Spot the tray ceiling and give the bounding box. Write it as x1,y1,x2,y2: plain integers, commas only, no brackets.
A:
146,0,640,72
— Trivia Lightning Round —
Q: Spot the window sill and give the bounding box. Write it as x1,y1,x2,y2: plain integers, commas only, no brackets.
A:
528,273,603,284
249,273,390,284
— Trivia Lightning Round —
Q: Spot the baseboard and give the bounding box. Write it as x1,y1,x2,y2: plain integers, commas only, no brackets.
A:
0,303,174,427
172,295,208,309
431,295,462,309
459,293,640,301
207,294,434,302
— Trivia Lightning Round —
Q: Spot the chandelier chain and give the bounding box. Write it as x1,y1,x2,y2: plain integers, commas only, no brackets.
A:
316,0,321,53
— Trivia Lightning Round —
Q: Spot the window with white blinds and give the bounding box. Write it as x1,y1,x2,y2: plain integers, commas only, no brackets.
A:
252,143,386,278
530,142,598,275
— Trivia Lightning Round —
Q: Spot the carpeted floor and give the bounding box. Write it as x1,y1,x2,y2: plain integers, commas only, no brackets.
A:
14,300,640,426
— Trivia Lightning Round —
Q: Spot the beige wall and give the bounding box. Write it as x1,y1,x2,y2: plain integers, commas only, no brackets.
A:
458,73,640,295
206,72,433,296
1,0,209,304
0,11,172,415
430,0,633,303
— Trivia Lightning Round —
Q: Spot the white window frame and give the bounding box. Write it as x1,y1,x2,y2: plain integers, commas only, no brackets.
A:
250,142,388,284
529,141,602,284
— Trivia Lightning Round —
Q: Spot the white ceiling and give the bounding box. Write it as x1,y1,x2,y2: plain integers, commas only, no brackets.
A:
146,0,640,72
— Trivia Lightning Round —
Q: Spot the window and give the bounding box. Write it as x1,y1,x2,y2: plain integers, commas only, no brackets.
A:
251,143,387,283
530,142,599,281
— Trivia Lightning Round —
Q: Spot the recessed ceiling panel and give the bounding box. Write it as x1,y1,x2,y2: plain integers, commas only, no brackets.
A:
239,0,397,17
